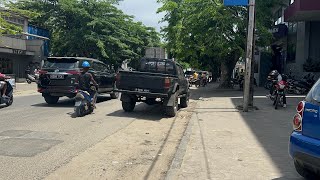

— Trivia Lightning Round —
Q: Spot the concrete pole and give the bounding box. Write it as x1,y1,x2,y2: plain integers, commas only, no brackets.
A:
243,0,256,112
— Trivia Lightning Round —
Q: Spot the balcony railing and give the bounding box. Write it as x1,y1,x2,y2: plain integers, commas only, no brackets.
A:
0,36,27,50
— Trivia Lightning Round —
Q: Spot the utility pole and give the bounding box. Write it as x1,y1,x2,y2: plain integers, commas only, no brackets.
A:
243,0,256,112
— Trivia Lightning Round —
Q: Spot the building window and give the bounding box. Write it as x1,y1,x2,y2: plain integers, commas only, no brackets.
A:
0,58,13,74
287,22,297,63
289,0,295,5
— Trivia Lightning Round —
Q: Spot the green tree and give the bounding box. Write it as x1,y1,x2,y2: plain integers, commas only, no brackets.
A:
13,0,161,67
0,0,36,35
158,0,278,88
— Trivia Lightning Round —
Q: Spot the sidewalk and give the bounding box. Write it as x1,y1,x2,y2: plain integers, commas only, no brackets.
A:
167,83,305,180
14,83,38,96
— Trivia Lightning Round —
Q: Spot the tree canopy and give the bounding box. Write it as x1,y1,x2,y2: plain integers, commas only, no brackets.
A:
12,0,161,67
158,0,278,87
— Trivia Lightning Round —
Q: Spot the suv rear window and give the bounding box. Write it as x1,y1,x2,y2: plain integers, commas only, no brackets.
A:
138,59,175,75
42,58,80,70
306,78,320,103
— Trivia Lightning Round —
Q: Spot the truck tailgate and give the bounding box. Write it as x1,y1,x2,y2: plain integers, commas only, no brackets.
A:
117,71,175,94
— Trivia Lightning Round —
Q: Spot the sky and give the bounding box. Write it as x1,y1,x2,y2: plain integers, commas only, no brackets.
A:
117,0,166,32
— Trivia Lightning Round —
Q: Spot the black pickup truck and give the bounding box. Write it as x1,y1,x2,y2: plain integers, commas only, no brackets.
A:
116,58,190,117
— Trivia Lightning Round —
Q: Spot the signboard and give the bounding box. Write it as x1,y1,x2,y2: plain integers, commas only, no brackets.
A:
12,49,27,55
224,0,248,6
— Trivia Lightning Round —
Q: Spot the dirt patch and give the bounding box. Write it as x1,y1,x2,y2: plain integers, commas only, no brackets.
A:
46,102,196,180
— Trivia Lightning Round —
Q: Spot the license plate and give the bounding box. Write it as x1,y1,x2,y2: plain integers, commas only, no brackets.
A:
135,88,150,92
50,74,64,79
75,101,81,106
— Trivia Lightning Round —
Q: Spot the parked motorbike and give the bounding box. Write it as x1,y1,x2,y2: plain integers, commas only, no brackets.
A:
0,78,14,107
292,74,315,95
270,80,287,110
74,87,97,117
26,73,39,84
189,78,201,87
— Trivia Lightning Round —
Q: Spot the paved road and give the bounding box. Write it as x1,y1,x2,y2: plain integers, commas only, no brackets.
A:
0,94,140,180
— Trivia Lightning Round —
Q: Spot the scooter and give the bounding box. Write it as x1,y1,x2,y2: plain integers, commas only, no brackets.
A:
0,80,14,107
74,87,97,117
26,73,39,84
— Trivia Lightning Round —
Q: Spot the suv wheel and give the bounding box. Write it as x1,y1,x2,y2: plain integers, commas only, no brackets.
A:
165,93,178,117
294,161,317,179
110,92,119,99
44,95,59,105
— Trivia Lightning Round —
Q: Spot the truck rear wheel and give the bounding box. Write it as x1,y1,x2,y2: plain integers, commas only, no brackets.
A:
44,95,59,105
122,101,135,112
165,93,178,117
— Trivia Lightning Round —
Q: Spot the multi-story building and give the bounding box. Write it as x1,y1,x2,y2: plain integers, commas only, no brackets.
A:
284,0,320,77
0,10,49,81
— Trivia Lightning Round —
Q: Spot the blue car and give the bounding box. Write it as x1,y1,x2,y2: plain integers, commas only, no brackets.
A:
289,79,320,178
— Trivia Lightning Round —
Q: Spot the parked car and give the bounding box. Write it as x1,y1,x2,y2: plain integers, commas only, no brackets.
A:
289,78,320,178
116,58,190,117
38,57,118,104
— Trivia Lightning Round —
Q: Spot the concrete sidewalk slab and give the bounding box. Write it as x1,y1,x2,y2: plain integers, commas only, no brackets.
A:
168,83,305,180
14,83,38,96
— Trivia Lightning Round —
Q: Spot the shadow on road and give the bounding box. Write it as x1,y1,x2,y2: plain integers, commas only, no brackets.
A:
31,96,112,108
107,103,165,121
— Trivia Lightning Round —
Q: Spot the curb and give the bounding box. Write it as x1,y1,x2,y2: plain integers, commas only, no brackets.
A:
165,112,196,180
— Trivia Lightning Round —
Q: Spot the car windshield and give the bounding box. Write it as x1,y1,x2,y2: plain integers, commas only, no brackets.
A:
42,58,79,70
138,59,175,75
306,78,320,103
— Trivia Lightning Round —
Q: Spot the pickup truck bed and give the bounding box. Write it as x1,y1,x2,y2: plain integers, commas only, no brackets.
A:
116,71,177,97
115,58,190,117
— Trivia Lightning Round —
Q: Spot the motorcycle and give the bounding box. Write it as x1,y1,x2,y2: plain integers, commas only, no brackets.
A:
189,78,201,87
292,74,315,95
74,87,97,117
26,73,39,84
271,80,287,110
0,77,14,107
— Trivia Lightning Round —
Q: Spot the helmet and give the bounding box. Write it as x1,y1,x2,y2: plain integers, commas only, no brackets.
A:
268,70,279,80
82,61,91,68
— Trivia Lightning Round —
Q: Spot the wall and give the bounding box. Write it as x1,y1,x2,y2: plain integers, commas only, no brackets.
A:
308,22,320,61
26,39,44,63
0,36,27,50
286,22,308,78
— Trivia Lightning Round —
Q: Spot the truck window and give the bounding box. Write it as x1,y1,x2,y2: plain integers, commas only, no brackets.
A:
139,59,176,75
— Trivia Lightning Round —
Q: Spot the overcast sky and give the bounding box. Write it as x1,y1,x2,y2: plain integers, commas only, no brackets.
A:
117,0,166,32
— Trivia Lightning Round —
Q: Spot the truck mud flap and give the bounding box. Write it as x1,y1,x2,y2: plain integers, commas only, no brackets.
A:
163,93,176,107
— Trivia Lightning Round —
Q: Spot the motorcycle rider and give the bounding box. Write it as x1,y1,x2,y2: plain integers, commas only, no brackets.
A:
0,73,8,98
78,61,98,108
192,71,199,81
267,70,287,108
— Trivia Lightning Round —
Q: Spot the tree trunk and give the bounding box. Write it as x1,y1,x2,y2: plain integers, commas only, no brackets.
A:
219,52,240,89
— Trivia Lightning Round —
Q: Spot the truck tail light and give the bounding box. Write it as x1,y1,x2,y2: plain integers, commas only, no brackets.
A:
164,78,171,89
293,101,305,131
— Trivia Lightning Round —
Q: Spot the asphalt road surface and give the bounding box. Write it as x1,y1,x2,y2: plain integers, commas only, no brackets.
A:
0,94,167,180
